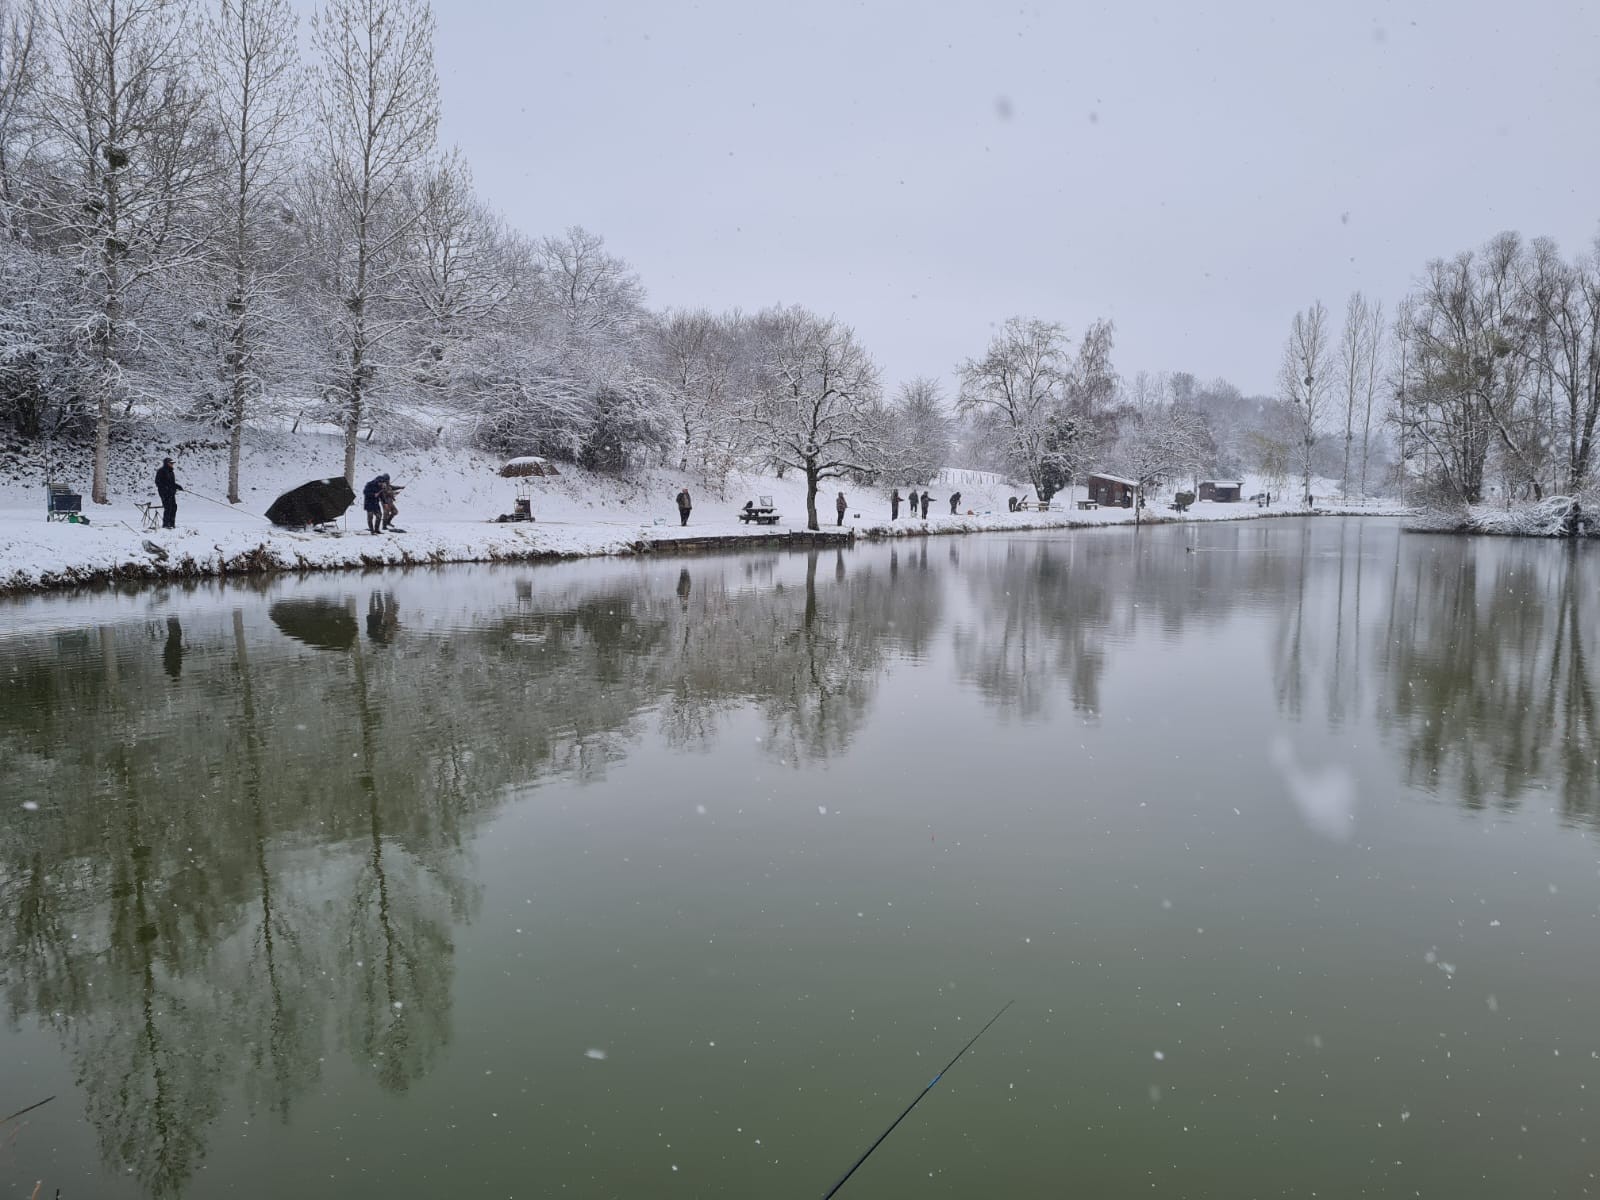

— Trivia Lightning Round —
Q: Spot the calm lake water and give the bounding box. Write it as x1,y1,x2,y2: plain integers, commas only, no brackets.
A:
2,519,1597,1199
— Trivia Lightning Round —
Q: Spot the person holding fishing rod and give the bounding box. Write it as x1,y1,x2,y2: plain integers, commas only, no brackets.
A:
155,457,183,529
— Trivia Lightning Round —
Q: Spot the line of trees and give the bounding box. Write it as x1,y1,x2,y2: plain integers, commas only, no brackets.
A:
5,3,1587,523
1281,230,1599,507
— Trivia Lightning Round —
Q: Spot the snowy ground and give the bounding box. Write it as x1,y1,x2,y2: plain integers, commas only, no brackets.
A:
0,427,1411,593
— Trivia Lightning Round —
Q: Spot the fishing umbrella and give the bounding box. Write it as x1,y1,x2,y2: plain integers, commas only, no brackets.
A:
499,456,561,479
265,477,356,527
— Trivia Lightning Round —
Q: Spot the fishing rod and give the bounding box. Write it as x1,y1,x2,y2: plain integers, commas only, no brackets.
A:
182,487,274,524
820,1000,1013,1199
0,1096,54,1127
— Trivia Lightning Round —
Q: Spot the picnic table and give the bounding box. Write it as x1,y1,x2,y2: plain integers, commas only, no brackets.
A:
739,496,782,525
1076,500,1099,511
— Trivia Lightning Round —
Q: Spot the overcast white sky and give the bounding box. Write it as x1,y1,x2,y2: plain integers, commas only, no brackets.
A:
427,0,1598,397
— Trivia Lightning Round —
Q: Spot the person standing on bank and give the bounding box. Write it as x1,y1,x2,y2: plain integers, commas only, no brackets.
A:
155,457,182,529
891,488,901,520
378,476,404,531
362,474,386,534
949,491,961,515
920,490,930,519
836,491,848,526
676,487,692,526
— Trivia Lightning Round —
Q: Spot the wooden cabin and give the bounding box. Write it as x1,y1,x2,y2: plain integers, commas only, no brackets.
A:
1198,480,1243,503
1085,473,1137,507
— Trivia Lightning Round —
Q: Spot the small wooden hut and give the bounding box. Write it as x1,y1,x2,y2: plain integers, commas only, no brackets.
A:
1198,480,1243,503
1084,473,1137,507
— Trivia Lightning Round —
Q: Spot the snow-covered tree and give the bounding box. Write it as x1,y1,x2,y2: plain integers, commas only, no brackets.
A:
1112,403,1212,523
957,317,1069,499
309,0,439,482
882,375,951,484
403,152,519,402
44,0,212,502
200,0,303,501
648,306,744,485
746,305,883,530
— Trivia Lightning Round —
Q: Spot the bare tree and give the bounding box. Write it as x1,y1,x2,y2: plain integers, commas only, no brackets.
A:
1279,300,1332,506
1337,292,1367,500
0,0,41,229
746,305,883,531
649,306,743,485
533,224,645,340
1112,403,1212,525
957,316,1073,501
1396,235,1527,506
1358,297,1385,497
309,0,438,482
45,0,211,502
200,0,302,502
404,151,518,398
1525,236,1600,494
884,375,951,484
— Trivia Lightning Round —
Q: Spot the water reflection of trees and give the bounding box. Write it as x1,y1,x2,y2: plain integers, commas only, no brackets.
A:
6,529,1598,1195
1377,538,1600,823
1261,522,1600,826
954,527,1303,719
0,552,929,1195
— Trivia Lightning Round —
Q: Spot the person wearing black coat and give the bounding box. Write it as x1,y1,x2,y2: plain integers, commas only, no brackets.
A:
949,491,961,515
836,491,848,526
919,491,930,519
155,458,182,528
676,487,692,526
362,474,386,534
890,489,901,520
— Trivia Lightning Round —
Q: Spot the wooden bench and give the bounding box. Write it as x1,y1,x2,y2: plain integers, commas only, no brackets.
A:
1076,500,1099,511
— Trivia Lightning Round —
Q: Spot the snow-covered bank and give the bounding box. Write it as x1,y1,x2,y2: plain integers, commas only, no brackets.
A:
1403,495,1599,539
0,428,1414,595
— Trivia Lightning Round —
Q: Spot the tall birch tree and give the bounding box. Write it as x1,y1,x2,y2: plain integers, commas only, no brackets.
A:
46,0,210,502
1279,300,1332,506
200,0,302,501
309,0,437,482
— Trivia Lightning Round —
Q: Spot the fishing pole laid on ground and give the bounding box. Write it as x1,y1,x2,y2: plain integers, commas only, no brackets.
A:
820,1000,1014,1199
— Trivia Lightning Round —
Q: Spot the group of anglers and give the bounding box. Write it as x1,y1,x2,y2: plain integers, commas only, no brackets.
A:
673,485,969,528
362,474,405,533
888,489,962,520
151,457,406,534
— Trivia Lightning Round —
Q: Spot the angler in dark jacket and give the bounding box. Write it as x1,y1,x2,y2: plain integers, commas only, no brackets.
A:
890,489,901,520
155,458,182,528
949,491,961,515
676,487,692,526
362,474,387,534
835,491,848,526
